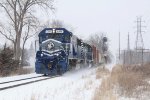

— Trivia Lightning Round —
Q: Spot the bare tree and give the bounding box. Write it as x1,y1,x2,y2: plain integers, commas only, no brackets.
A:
88,33,105,53
51,20,64,28
21,19,39,66
51,20,75,32
87,33,113,63
0,0,54,61
40,19,75,32
40,20,65,28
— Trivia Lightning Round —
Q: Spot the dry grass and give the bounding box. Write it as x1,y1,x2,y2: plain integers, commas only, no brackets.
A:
30,94,36,100
93,64,150,100
111,66,140,97
111,64,150,99
93,77,117,100
30,93,41,100
93,67,117,100
96,67,110,79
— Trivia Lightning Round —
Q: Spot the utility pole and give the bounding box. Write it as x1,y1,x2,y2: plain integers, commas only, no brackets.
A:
127,33,132,65
135,16,144,50
127,32,130,51
119,32,121,61
135,16,145,66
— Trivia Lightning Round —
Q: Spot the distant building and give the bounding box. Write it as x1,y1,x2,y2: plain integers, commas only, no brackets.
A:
119,49,150,65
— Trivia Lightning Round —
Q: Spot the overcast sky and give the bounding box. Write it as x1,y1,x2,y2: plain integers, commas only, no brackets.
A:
47,0,150,57
1,0,150,60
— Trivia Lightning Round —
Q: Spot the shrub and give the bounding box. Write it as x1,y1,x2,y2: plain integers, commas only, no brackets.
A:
0,47,19,77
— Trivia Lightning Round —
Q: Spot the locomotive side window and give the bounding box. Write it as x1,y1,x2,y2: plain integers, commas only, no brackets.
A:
64,34,70,43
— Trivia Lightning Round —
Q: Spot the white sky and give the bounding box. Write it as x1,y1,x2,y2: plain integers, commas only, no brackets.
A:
48,0,150,56
1,0,150,59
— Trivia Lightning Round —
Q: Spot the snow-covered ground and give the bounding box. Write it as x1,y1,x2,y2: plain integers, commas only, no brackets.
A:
0,67,102,100
105,63,114,71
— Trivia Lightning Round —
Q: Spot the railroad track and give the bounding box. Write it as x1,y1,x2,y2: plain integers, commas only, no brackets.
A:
0,75,43,85
0,75,59,91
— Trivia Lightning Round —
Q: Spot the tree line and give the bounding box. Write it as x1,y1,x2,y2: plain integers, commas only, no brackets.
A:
0,0,55,66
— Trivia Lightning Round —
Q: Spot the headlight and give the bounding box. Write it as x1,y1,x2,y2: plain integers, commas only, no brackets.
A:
56,53,59,56
55,52,62,56
41,54,43,57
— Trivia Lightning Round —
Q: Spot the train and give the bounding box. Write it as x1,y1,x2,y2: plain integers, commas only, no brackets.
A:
35,28,101,75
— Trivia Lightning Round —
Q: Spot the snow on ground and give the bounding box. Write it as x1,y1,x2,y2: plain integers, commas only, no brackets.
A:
105,63,115,72
0,67,102,100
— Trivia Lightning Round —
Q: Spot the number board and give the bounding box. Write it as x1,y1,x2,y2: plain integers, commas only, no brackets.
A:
45,30,53,33
45,29,64,33
56,30,64,33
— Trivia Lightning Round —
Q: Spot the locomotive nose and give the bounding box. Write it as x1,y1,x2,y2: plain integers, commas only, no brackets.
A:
35,51,59,73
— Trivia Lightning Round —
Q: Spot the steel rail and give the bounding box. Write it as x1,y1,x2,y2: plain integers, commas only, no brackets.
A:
0,75,59,91
0,76,43,85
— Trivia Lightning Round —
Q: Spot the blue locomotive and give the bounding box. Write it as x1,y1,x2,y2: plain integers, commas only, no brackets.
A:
35,28,95,75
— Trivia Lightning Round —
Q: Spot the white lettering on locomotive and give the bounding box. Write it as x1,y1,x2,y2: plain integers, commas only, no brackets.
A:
45,30,53,33
56,30,64,33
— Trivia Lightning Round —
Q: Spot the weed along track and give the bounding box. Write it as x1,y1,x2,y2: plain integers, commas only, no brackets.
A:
0,75,59,91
